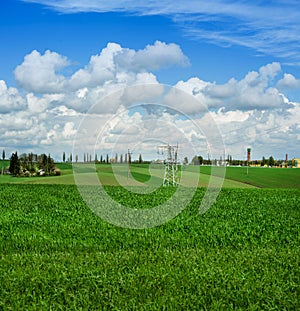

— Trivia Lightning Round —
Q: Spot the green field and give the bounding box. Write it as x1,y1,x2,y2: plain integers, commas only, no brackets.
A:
199,165,300,188
0,164,299,309
1,163,299,188
1,184,299,309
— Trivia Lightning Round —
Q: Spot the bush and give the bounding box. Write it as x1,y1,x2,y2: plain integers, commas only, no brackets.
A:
54,168,61,176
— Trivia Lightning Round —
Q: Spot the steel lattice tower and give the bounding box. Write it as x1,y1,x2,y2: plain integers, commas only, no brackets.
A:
158,144,179,187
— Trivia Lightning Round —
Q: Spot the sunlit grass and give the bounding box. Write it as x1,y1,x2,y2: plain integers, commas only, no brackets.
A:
0,184,299,309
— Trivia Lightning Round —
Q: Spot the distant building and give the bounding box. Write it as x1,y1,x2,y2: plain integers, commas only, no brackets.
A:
292,158,300,168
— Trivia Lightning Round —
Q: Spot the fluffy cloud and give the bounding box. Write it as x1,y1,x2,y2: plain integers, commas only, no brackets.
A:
73,106,209,162
174,77,219,110
0,80,27,113
1,42,300,160
69,43,122,90
174,63,288,112
114,41,190,72
14,41,186,96
70,41,187,90
72,99,300,163
14,50,69,93
214,105,300,159
162,85,209,115
277,73,300,90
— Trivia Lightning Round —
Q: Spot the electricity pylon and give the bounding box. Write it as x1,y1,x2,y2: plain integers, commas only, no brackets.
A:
157,144,179,186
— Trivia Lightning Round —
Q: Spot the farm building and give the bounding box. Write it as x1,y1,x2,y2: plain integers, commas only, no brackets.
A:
292,158,300,168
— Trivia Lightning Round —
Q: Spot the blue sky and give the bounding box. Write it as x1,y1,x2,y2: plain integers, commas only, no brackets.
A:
0,0,300,161
2,0,299,87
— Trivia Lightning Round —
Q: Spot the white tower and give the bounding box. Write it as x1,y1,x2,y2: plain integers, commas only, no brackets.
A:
158,144,179,186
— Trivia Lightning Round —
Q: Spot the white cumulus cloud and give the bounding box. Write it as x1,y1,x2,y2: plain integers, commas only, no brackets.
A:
1,42,300,160
0,80,27,113
14,42,187,98
114,41,190,72
277,73,300,90
14,50,69,93
175,63,288,111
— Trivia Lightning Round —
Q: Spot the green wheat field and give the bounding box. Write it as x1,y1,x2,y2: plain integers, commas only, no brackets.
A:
0,163,299,310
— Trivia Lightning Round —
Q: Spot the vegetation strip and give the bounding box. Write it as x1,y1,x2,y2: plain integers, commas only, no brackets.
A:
0,184,299,309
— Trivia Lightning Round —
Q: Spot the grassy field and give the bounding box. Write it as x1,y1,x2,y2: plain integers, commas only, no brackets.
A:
0,163,299,309
0,184,299,309
1,163,299,188
199,165,300,188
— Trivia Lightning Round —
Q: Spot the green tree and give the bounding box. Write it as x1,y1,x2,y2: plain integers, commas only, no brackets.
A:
39,153,48,171
199,156,204,165
9,152,20,176
63,151,66,162
38,153,55,175
139,153,143,164
192,155,197,165
192,155,203,165
268,156,275,167
261,156,266,166
47,154,54,174
28,152,34,172
2,149,6,175
20,154,29,171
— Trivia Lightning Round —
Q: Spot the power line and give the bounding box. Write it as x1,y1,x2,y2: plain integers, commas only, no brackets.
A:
157,144,179,187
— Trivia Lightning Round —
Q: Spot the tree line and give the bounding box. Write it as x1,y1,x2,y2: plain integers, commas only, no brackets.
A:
62,152,147,164
8,152,59,177
191,155,291,167
1,148,294,176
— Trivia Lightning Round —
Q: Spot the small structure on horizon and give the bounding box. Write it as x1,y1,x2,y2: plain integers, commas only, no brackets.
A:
157,144,179,186
292,158,300,168
247,148,251,163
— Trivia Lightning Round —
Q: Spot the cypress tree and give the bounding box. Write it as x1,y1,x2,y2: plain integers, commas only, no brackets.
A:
9,152,20,176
